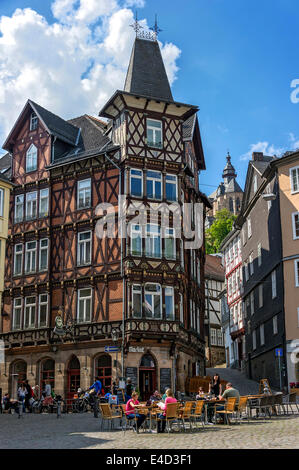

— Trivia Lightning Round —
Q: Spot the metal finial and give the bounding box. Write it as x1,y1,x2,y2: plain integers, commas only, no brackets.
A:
150,14,162,41
130,11,143,37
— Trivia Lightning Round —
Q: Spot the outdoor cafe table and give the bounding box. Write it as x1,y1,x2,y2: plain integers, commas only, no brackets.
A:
199,399,226,423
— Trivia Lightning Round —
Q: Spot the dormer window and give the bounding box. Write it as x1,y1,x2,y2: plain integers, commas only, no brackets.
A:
26,144,38,172
146,119,162,149
30,112,38,131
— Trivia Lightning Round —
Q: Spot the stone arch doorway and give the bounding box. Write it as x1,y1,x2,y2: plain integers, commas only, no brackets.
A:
96,354,112,393
67,355,80,400
139,353,156,401
10,360,27,399
40,358,55,394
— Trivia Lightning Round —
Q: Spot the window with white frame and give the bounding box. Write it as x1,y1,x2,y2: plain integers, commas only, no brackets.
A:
24,296,36,329
259,284,263,308
130,169,143,197
252,329,256,350
165,287,175,320
14,244,23,275
249,253,254,275
290,166,299,194
210,328,217,346
26,192,37,220
245,261,249,282
165,174,177,201
39,188,49,217
146,170,162,199
271,270,277,298
131,224,142,256
217,329,224,346
257,243,262,267
146,119,162,148
253,175,257,193
0,188,3,217
77,288,92,323
39,239,48,271
38,293,48,327
77,231,91,266
292,212,299,239
260,324,265,346
273,315,278,335
25,241,37,273
12,298,22,330
248,218,252,238
77,179,91,209
26,144,38,172
145,224,161,258
132,285,142,318
179,293,183,324
15,194,24,223
30,112,38,131
295,259,299,287
144,283,161,319
250,291,254,315
164,227,176,260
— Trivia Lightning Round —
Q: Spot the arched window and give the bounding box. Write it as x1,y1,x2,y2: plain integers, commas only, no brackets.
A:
236,198,240,212
140,354,155,368
26,144,38,172
97,355,112,391
67,356,80,398
40,359,55,392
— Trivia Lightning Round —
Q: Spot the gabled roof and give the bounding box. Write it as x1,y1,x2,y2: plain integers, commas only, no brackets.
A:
124,38,173,101
225,178,243,193
3,99,80,151
0,152,12,180
67,115,109,152
182,114,196,140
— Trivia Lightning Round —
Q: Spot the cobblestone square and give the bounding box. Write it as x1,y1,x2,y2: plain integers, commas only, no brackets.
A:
0,412,298,449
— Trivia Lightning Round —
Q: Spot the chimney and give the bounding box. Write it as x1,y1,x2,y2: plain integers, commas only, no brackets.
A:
252,152,264,161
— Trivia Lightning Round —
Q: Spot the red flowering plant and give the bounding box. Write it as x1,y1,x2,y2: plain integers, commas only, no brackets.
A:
289,382,296,388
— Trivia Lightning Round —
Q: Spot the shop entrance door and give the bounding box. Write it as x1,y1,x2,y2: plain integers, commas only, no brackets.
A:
139,354,156,401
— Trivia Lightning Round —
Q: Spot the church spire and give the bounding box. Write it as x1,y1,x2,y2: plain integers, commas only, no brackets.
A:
222,151,237,185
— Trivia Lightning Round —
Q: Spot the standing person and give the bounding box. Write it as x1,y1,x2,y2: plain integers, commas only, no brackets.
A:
112,381,118,395
45,380,52,397
89,376,102,396
125,378,133,403
125,391,146,432
24,380,33,413
156,389,177,433
209,374,222,397
17,383,27,412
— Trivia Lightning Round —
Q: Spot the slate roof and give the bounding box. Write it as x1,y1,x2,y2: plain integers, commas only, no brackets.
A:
124,38,173,101
182,114,196,140
251,159,273,175
225,178,243,193
0,153,12,179
204,254,225,281
67,115,110,152
29,100,80,146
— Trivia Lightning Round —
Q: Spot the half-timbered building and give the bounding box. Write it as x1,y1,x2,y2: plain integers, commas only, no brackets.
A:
0,32,209,400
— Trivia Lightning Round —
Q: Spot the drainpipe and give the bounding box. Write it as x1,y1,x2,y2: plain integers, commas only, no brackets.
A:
104,153,125,380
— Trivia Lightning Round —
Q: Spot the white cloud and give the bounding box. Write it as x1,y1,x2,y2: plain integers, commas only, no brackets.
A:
0,1,181,148
289,132,299,150
240,141,285,161
123,0,146,7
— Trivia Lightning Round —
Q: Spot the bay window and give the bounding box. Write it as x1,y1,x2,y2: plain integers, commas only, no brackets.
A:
131,224,142,256
144,283,162,319
145,224,161,258
165,287,175,320
146,170,162,199
132,284,142,318
165,174,177,201
164,228,176,260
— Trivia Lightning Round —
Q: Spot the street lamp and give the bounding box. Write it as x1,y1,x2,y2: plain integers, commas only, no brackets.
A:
111,328,119,381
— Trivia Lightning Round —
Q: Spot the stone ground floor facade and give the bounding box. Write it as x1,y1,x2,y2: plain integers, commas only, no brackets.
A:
0,339,205,401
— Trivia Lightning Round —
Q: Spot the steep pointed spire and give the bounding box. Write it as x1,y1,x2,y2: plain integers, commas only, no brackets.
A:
222,152,237,185
124,37,173,101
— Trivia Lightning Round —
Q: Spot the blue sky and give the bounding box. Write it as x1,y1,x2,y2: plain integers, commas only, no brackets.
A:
0,0,299,194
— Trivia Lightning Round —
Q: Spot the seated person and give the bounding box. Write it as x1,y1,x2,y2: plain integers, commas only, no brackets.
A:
216,382,240,423
196,387,205,400
149,391,162,403
125,391,146,431
157,389,177,433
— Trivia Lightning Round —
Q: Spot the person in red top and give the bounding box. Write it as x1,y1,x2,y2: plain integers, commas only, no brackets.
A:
157,388,177,433
125,391,146,432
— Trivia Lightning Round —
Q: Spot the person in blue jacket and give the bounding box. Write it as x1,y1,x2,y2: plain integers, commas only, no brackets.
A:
89,377,102,396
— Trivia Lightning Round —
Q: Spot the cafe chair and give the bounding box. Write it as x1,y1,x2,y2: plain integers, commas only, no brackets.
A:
283,392,299,415
235,396,249,423
152,403,180,433
215,397,237,425
179,401,195,432
249,395,272,419
192,400,205,429
99,403,122,431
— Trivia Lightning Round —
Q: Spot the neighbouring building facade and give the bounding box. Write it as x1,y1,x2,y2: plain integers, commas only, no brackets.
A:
235,151,286,390
206,152,243,228
0,172,13,316
0,32,209,401
220,227,245,369
204,254,225,367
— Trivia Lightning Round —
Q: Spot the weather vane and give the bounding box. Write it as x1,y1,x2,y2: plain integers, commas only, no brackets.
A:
130,11,143,37
150,14,162,41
